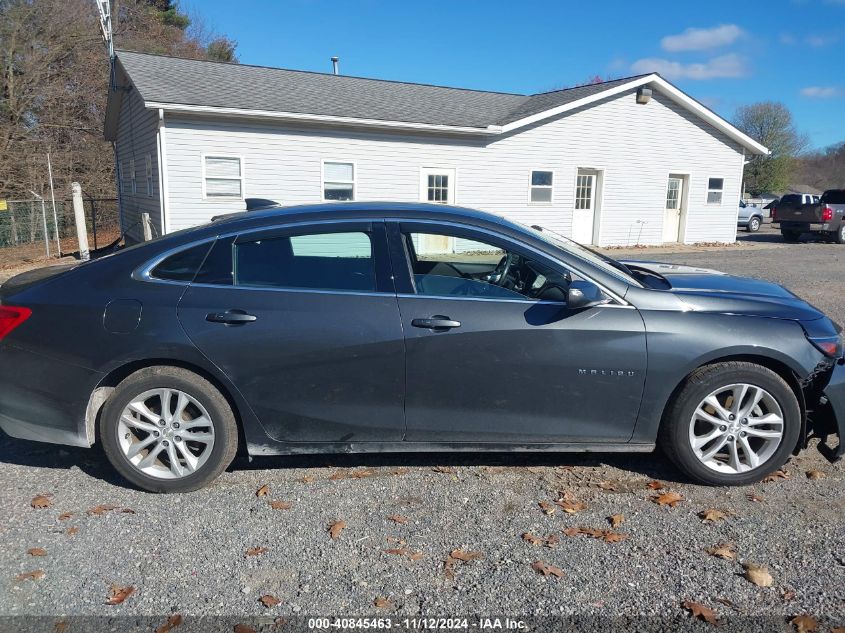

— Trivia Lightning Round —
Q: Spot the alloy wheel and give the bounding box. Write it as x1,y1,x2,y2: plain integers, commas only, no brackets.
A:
117,388,215,479
688,383,784,474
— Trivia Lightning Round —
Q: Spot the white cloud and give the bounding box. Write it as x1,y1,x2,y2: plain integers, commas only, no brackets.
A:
801,86,841,97
661,24,744,52
807,34,838,46
630,54,748,80
779,33,798,45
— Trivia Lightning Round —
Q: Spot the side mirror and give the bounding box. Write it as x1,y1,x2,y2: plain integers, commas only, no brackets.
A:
567,280,610,310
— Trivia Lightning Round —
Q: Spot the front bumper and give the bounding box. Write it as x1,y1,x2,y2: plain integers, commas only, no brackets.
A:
810,360,845,460
0,344,101,448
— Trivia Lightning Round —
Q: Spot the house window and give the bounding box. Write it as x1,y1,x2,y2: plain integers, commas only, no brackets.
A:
145,154,154,197
707,178,724,204
666,178,681,210
129,158,136,195
323,161,355,201
575,174,594,209
426,174,450,203
530,170,553,203
203,155,244,199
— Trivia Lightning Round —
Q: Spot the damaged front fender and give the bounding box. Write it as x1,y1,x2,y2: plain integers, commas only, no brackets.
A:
806,359,845,461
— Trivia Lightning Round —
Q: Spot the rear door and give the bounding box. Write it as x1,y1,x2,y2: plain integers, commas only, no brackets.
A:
388,221,647,444
177,221,406,443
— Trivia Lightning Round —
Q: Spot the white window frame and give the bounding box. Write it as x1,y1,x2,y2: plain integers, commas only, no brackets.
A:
321,159,356,202
201,154,245,201
706,176,724,205
129,158,136,195
145,154,154,198
528,168,555,205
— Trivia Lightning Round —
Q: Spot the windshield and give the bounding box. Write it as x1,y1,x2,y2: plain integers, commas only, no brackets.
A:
520,223,642,287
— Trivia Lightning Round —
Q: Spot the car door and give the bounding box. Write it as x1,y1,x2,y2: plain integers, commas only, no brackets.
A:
388,221,647,444
177,221,406,443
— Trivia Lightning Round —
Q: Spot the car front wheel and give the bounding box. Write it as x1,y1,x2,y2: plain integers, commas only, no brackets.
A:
747,217,761,232
659,362,799,486
100,366,238,493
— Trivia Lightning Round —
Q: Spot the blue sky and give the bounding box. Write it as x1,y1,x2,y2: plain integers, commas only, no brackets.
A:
183,0,844,149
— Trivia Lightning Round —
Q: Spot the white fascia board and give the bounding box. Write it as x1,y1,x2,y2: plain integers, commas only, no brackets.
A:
143,101,502,136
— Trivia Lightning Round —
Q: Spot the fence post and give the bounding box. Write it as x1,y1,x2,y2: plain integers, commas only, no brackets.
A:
71,183,90,261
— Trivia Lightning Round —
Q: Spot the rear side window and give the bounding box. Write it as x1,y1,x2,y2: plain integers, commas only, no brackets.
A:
780,194,800,205
150,242,212,282
821,190,845,204
234,231,375,292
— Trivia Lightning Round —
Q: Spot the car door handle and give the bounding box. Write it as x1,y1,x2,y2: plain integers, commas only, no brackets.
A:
205,309,257,325
411,316,461,330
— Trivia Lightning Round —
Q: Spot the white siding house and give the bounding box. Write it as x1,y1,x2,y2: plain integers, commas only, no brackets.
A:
105,51,767,246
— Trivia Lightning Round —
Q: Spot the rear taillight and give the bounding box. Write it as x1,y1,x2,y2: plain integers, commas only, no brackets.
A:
771,207,777,220
822,205,834,222
0,306,32,342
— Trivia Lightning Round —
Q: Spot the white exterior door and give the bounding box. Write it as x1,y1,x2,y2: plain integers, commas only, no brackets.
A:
663,176,684,242
572,171,596,244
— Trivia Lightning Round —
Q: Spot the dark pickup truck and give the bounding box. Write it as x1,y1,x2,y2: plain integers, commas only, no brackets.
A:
772,190,845,242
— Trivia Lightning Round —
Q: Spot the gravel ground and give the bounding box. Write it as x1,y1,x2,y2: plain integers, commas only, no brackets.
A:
1,223,843,631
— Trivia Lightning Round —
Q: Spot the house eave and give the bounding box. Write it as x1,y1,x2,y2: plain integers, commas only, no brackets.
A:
143,101,503,136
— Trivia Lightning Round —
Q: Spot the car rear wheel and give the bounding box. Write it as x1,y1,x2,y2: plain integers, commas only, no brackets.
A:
835,225,845,244
781,229,801,242
659,362,799,486
100,366,238,493
747,217,761,232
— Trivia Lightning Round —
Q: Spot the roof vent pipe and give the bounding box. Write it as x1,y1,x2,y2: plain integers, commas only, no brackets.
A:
331,56,339,75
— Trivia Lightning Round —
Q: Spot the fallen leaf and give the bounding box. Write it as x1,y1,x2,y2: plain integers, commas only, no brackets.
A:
269,501,292,510
706,543,737,560
805,470,825,480
598,481,619,491
384,548,423,561
742,562,773,587
699,508,729,522
746,493,765,503
15,570,45,581
57,512,73,521
87,504,116,516
652,491,684,507
830,627,845,633
391,467,410,476
256,484,270,497
155,614,184,633
299,476,315,483
608,514,624,528
259,595,281,608
233,625,256,633
531,560,564,577
790,615,818,633
602,532,629,543
714,597,734,607
555,500,588,514
245,547,269,556
105,584,135,605
27,547,47,557
443,556,457,579
54,621,68,633
522,532,543,546
763,469,790,483
561,526,628,543
450,549,483,562
119,508,136,514
646,480,664,490
329,520,347,540
350,469,376,479
31,494,52,509
432,466,456,474
682,600,718,625
328,471,347,480
374,597,392,609
387,515,408,524
66,527,79,536
782,589,797,601
538,501,556,515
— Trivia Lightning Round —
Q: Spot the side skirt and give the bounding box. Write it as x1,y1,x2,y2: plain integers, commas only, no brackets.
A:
246,441,656,457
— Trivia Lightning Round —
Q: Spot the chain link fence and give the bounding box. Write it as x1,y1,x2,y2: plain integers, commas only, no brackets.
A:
0,198,120,268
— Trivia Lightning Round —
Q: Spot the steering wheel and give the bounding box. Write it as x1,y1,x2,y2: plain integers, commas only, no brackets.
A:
491,253,516,288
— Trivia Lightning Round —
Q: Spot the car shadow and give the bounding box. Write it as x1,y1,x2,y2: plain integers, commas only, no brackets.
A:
0,429,688,486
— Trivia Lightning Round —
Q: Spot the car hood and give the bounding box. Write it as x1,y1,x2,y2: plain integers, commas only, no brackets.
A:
622,260,825,322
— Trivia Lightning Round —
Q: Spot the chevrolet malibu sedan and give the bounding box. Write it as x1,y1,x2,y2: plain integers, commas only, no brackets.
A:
0,202,843,493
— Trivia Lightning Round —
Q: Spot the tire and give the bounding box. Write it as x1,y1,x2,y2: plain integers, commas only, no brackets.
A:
100,366,238,493
781,229,801,243
836,225,845,244
746,216,761,233
658,362,800,486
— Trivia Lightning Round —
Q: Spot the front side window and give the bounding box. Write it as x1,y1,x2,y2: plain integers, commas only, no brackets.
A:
707,178,724,204
405,231,571,302
204,156,243,199
530,170,553,203
323,162,355,201
235,231,374,292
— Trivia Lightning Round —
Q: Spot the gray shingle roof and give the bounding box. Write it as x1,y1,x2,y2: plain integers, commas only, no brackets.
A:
114,50,649,129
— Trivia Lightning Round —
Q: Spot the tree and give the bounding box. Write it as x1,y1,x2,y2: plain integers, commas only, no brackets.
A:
795,141,845,191
732,101,809,197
